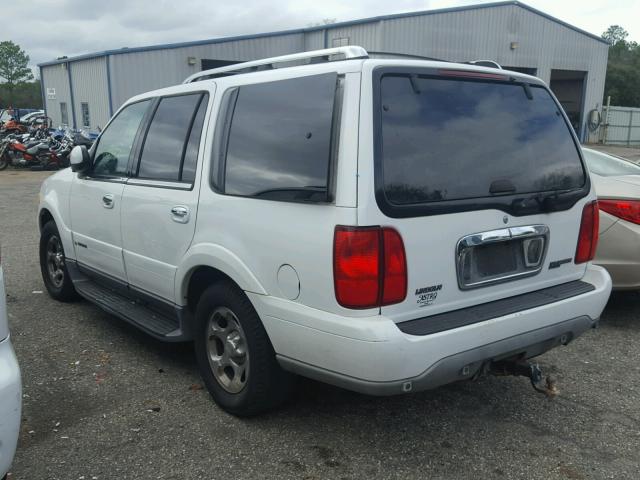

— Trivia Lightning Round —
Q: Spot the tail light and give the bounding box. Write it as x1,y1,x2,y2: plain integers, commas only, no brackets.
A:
333,226,407,309
599,199,640,225
575,201,599,264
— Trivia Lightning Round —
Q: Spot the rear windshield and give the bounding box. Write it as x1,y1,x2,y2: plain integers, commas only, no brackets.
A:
379,74,585,205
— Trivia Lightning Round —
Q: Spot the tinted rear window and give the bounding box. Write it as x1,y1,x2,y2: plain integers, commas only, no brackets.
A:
379,75,585,205
223,73,337,202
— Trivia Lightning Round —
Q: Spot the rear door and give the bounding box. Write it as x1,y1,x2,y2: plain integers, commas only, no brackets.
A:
70,99,151,281
359,66,592,322
120,91,210,302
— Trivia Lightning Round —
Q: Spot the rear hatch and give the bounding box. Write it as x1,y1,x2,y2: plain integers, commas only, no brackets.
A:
359,64,592,322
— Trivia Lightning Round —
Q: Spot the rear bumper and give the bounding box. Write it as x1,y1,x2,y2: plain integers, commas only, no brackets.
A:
0,336,21,478
251,264,611,396
278,315,595,395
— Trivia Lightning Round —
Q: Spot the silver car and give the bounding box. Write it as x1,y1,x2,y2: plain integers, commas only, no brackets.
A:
583,147,640,290
0,250,21,479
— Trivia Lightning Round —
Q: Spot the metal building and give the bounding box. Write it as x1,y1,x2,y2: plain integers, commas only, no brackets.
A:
39,0,609,140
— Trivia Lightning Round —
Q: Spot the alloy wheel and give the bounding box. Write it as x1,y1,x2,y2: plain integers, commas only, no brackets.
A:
206,306,250,394
46,235,65,288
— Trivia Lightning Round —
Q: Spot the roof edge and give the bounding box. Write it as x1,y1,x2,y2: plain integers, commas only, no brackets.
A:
38,1,608,68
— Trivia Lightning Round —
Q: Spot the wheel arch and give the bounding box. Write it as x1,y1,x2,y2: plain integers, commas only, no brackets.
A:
39,208,55,232
177,243,267,310
38,201,75,261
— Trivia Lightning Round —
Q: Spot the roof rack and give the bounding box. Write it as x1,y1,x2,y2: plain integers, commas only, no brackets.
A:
183,46,369,83
467,60,503,69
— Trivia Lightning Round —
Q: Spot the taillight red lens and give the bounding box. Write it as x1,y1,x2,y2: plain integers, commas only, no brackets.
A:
333,226,407,309
599,199,640,225
575,201,600,264
382,229,407,305
334,227,381,308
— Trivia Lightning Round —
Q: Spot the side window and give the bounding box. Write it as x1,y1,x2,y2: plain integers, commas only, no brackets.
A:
137,93,206,182
93,100,151,177
81,102,90,128
181,96,208,183
222,73,337,202
60,102,68,126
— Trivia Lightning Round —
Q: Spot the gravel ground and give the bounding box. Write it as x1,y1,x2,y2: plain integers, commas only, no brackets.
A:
1,169,640,480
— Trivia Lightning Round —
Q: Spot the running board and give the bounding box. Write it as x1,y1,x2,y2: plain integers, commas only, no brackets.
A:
67,261,191,342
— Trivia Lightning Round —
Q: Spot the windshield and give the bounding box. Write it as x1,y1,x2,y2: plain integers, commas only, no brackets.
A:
379,74,585,205
582,148,640,177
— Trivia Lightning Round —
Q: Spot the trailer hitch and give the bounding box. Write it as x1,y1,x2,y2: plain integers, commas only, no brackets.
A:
489,359,559,398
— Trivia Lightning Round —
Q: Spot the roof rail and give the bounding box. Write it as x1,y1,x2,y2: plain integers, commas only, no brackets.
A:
467,60,503,69
183,46,369,83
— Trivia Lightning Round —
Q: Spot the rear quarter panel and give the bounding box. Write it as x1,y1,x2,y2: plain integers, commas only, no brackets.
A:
179,65,371,316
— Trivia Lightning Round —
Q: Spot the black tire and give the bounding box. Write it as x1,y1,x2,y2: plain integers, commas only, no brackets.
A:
39,221,79,302
0,151,9,171
194,281,293,416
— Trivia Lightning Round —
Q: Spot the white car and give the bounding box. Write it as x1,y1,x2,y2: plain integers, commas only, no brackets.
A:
0,251,21,479
38,47,611,416
18,110,45,123
582,147,640,289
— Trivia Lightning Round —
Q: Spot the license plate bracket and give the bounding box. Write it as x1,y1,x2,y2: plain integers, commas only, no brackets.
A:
456,225,549,290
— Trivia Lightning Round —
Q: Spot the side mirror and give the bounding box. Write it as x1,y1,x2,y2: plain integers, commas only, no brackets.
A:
70,145,90,172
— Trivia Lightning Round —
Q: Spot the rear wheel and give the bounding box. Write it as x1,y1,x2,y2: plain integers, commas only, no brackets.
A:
193,281,293,416
39,221,78,302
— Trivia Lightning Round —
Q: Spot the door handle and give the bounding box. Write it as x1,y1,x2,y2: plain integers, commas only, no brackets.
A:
170,206,190,223
102,194,114,209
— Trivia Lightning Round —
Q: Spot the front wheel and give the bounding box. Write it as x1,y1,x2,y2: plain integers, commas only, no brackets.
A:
193,281,293,416
0,150,9,171
39,221,79,302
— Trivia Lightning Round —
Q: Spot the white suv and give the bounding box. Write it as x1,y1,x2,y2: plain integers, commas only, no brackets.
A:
0,251,21,478
38,47,611,415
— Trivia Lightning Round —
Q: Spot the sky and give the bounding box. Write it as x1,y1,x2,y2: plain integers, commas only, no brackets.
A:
2,0,639,74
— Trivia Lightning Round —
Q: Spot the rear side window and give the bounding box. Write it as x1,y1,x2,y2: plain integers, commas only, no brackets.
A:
137,93,207,182
181,97,208,184
222,73,337,202
379,74,585,205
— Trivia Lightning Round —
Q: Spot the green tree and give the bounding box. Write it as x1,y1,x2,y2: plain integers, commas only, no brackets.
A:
602,26,640,107
602,25,629,45
0,40,34,105
0,80,42,108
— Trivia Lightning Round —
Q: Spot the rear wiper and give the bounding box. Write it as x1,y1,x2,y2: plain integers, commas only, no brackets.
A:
489,179,516,195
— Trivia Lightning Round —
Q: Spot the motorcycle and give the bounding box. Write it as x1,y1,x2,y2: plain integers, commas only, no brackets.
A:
0,135,67,171
0,123,93,171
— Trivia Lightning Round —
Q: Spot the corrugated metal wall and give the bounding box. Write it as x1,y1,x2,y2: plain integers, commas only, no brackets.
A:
40,3,609,138
319,3,608,138
304,30,325,50
69,57,111,131
318,5,607,81
109,33,304,108
41,63,72,128
602,106,640,145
